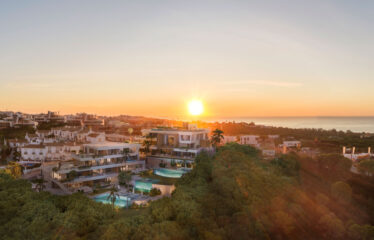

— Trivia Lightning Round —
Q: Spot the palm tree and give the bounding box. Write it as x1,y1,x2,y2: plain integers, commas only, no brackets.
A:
107,185,119,209
211,129,224,147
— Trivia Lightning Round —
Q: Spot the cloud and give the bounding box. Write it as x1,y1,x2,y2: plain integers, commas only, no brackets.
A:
221,80,302,87
220,88,252,93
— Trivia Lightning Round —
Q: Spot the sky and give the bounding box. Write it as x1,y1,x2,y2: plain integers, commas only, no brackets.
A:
1,0,374,119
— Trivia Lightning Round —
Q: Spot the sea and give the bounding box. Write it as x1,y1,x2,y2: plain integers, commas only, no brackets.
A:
205,117,374,133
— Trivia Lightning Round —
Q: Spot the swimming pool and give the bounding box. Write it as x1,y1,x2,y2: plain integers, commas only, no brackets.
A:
134,179,154,192
153,168,189,178
93,193,131,208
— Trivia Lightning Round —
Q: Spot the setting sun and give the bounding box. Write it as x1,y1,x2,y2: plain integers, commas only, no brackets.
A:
188,100,204,116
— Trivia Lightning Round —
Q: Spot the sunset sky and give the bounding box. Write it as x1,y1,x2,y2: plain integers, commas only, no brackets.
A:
1,1,374,119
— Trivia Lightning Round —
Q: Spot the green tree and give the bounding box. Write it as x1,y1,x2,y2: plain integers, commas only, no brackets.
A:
357,159,374,176
118,171,132,186
211,129,224,147
149,188,161,197
318,212,345,239
318,154,352,182
331,181,352,203
271,153,300,177
66,170,78,181
5,161,23,178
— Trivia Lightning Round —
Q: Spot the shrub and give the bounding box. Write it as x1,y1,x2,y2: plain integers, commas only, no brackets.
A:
331,181,352,203
149,188,161,196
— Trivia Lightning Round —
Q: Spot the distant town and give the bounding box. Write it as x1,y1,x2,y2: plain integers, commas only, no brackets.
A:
0,110,372,198
1,110,374,238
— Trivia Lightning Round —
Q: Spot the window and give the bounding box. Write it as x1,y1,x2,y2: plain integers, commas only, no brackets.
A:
181,135,191,141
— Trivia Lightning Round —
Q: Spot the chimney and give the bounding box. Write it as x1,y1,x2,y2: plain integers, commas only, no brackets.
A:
352,147,356,155
342,146,346,155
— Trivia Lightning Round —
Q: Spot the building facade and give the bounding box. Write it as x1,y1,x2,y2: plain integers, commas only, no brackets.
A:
145,126,212,168
52,142,144,190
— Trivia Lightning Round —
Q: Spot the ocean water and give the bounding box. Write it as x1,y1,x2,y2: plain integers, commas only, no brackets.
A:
208,117,374,133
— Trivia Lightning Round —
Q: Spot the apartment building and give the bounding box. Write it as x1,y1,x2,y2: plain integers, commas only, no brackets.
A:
222,135,237,145
145,125,211,168
240,135,260,147
20,143,83,162
20,145,47,161
52,142,144,190
7,139,28,149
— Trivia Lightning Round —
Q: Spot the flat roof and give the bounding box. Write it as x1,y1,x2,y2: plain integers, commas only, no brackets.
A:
83,141,140,150
149,128,209,134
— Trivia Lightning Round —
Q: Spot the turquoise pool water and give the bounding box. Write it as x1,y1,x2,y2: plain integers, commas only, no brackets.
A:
135,180,153,192
94,193,130,208
154,168,189,178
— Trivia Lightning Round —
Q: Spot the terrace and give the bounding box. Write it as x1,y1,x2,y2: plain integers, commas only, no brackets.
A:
72,152,137,161
67,172,118,183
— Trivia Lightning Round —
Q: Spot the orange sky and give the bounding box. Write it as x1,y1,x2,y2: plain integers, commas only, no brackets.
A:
1,1,374,118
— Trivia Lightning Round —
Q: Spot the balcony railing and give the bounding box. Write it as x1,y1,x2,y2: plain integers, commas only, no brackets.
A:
148,154,195,161
56,160,145,174
72,152,137,161
57,162,127,174
67,173,118,183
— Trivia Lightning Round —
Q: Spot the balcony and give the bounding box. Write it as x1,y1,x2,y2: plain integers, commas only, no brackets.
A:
68,173,118,183
72,152,137,161
57,162,127,174
148,154,195,161
56,159,145,174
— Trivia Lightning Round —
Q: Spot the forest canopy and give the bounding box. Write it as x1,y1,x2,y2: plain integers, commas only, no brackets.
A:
0,143,373,239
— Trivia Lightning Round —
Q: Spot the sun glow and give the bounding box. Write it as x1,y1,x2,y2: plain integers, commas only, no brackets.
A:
188,100,204,116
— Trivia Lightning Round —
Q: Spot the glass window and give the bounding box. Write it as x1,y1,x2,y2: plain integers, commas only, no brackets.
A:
181,135,191,141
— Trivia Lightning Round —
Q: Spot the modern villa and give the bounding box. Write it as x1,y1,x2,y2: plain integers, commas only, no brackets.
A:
52,142,145,190
144,124,212,168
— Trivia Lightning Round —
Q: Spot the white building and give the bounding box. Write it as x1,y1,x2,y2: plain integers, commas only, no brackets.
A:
25,133,41,144
86,132,106,143
7,139,28,149
222,135,237,145
240,135,260,147
20,142,83,162
36,130,52,138
268,135,279,139
282,141,301,148
343,146,373,161
106,133,131,142
21,145,47,161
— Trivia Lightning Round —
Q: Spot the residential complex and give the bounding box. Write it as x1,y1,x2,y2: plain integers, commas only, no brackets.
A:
52,142,144,190
144,124,212,168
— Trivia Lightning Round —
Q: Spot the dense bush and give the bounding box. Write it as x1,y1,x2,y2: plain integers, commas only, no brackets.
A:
149,188,161,196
